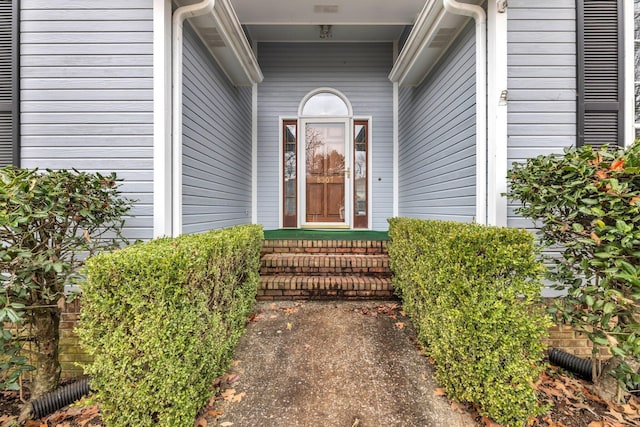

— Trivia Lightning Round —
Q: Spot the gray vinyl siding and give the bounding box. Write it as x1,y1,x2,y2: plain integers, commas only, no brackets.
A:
181,24,252,234
19,0,153,240
398,22,476,223
507,0,577,229
257,42,394,231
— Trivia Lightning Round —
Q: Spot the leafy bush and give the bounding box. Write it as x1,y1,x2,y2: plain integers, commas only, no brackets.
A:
508,143,640,389
77,225,263,427
0,167,131,396
388,218,550,426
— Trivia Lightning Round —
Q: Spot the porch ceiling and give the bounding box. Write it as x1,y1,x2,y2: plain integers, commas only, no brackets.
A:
230,0,426,42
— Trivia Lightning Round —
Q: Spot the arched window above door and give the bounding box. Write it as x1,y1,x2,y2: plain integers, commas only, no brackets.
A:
299,89,352,116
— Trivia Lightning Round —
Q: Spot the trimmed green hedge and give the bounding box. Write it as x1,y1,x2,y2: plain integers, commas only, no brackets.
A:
77,225,263,427
388,218,550,426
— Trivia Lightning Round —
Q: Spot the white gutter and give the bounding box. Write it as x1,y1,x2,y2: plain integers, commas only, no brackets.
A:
443,0,487,225
171,0,216,236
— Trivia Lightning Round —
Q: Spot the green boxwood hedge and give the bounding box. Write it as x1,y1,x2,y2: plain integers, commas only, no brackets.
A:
77,225,263,427
388,218,550,426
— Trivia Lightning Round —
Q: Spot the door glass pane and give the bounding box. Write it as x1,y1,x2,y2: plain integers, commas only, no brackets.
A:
305,122,345,222
283,122,297,227
354,124,367,217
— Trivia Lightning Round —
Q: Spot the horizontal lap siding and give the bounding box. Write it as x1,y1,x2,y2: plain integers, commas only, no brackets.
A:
398,22,476,222
181,24,252,234
507,0,577,229
257,42,393,230
20,0,153,240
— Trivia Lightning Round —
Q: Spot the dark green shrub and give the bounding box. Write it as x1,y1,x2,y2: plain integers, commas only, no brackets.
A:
0,167,131,396
77,224,263,427
507,143,640,390
388,218,550,426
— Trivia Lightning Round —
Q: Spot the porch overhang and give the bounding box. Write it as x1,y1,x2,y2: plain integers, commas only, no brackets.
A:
176,0,263,86
388,0,482,87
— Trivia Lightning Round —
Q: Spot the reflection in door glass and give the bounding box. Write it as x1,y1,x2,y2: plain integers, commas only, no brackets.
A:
354,124,367,217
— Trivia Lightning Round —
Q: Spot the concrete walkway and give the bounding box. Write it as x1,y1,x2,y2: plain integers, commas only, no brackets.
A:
206,301,474,427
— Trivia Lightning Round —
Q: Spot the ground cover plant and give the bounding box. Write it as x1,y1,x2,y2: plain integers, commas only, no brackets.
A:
77,224,263,427
508,143,640,399
388,218,550,426
0,167,131,400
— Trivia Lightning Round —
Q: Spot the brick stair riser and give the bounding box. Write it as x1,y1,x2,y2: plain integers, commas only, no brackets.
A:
260,276,392,291
256,289,394,301
261,240,388,256
261,266,392,276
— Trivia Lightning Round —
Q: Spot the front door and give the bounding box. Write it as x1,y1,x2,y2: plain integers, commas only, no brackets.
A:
302,120,349,226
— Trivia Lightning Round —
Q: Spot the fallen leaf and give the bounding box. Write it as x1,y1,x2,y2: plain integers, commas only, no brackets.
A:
619,403,638,415
208,410,224,417
605,409,626,423
590,231,601,245
231,360,241,367
231,392,246,403
286,322,292,330
221,388,236,401
195,416,207,427
283,307,298,315
433,387,446,396
395,322,405,329
450,401,465,412
480,416,501,427
610,158,625,170
595,170,608,180
630,196,640,205
220,422,234,426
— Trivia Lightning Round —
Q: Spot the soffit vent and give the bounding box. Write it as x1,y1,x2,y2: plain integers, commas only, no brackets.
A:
314,5,339,13
428,27,455,48
201,26,225,48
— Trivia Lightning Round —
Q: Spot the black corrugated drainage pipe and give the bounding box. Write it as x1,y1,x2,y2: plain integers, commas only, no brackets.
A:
548,347,593,381
30,376,92,419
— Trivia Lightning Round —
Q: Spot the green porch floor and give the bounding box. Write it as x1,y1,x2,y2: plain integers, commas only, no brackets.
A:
263,229,389,241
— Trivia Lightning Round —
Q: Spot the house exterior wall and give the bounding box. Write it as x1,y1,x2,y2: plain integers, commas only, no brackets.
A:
398,22,476,223
507,0,577,228
181,24,252,234
19,0,154,240
256,42,394,231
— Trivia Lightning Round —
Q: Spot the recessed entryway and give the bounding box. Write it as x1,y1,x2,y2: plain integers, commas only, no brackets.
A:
281,88,370,229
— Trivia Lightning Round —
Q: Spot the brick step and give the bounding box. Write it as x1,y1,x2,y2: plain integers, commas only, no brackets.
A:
257,275,394,300
260,253,391,276
261,239,387,255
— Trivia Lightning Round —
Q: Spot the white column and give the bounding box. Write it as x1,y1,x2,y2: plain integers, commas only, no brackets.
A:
393,81,399,218
487,0,508,226
153,0,173,238
252,82,258,224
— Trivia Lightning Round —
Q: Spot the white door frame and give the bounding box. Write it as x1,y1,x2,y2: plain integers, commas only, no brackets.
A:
299,117,352,228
